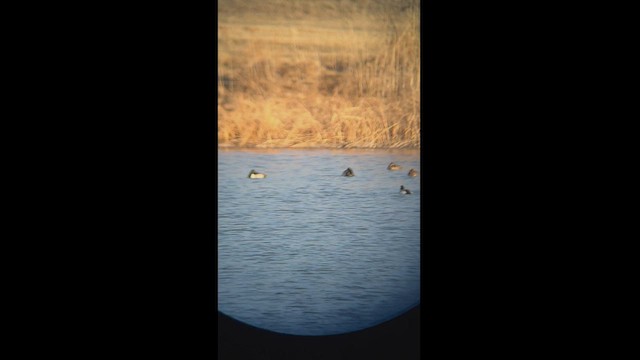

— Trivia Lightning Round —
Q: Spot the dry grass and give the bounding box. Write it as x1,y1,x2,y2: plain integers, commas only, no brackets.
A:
218,0,420,148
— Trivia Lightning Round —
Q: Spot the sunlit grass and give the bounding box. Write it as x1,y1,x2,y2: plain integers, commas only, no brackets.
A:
218,0,420,148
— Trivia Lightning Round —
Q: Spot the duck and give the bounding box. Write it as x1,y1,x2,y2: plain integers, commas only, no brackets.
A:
400,185,412,194
248,169,267,179
387,162,402,170
342,167,355,177
408,168,418,177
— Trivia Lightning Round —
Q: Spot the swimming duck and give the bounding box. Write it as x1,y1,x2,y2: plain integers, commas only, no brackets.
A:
342,168,355,177
387,162,402,170
248,169,267,179
400,185,412,194
408,168,418,177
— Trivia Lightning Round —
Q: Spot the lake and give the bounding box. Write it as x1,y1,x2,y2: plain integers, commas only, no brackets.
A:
218,148,420,336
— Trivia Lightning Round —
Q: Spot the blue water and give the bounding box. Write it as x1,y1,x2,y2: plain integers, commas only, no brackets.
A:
218,148,420,336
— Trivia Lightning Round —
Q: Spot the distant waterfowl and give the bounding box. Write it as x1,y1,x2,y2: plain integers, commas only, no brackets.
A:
400,185,412,194
408,169,418,177
248,169,267,179
342,168,355,177
387,162,402,171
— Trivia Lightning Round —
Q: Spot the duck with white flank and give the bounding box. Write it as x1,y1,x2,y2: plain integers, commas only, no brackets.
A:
387,162,402,170
400,185,412,194
248,169,267,179
342,168,355,177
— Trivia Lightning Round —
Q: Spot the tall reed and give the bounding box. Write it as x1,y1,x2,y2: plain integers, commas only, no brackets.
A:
218,0,420,148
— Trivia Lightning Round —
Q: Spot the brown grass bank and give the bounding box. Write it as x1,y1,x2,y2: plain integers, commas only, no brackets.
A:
218,0,420,148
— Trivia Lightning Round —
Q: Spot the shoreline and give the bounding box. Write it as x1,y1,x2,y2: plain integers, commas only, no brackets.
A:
218,142,420,150
218,144,420,150
218,145,421,155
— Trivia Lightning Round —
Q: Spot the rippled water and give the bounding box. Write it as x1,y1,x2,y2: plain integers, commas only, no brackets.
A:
218,148,420,336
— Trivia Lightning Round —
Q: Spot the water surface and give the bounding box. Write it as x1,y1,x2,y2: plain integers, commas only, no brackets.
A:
218,148,420,336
